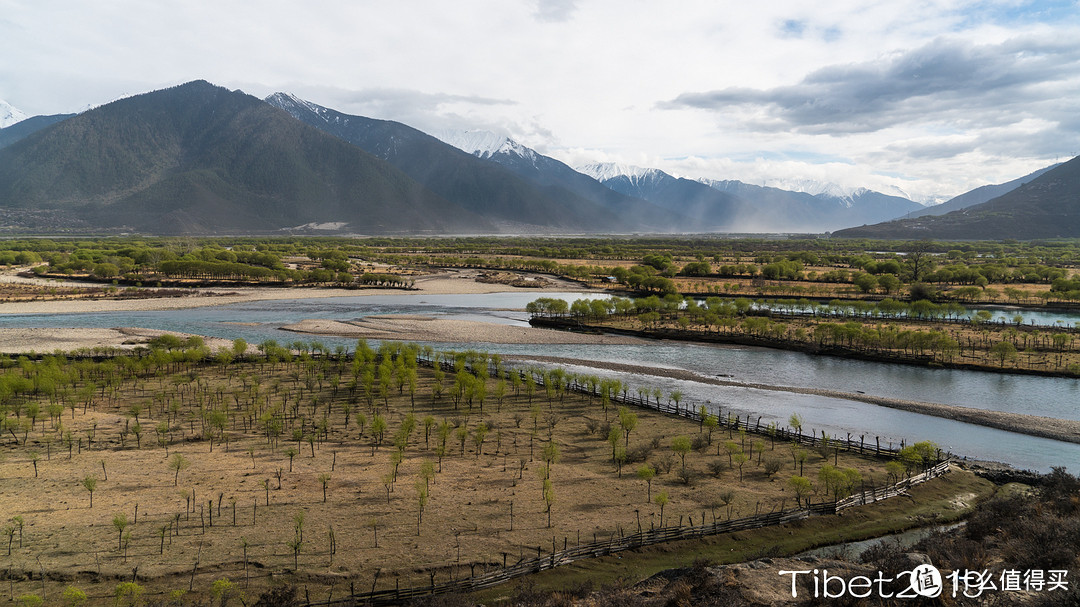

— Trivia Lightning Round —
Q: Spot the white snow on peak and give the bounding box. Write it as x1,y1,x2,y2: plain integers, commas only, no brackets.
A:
763,178,860,200
432,129,535,160
578,162,664,182
266,92,324,117
0,99,28,128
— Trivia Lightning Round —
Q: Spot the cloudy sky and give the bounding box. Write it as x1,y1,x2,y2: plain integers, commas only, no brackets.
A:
2,0,1079,202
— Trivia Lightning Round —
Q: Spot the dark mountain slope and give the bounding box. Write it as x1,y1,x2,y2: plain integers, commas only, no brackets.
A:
0,114,75,150
835,155,1080,239
266,94,680,232
902,164,1060,219
0,81,488,234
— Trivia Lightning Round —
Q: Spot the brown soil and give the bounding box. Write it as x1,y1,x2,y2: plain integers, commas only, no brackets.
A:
0,356,897,605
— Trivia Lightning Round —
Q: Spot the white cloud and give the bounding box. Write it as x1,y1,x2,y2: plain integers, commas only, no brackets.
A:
0,0,1077,200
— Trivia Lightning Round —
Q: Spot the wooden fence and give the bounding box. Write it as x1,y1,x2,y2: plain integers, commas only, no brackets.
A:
303,357,951,606
309,461,951,606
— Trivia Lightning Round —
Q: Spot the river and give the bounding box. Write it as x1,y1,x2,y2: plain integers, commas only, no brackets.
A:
2,291,1078,472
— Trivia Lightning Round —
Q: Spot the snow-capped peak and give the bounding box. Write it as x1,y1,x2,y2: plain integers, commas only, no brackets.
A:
578,162,665,182
432,129,535,160
266,92,324,117
0,99,28,128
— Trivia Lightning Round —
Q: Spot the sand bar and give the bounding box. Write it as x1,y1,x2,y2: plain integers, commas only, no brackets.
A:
0,327,239,354
280,315,642,345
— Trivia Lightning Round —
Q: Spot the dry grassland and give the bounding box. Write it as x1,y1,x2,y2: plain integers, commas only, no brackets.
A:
0,350,897,604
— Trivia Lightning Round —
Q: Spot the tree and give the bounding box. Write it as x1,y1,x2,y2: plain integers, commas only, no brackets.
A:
61,586,88,607
733,451,749,482
169,453,190,486
542,478,555,528
415,481,429,535
787,475,812,508
618,407,638,447
318,473,331,503
113,582,144,607
671,436,692,472
285,447,298,472
112,512,128,551
82,475,97,508
654,491,669,527
669,390,683,412
789,413,803,438
990,340,1018,367
637,464,656,502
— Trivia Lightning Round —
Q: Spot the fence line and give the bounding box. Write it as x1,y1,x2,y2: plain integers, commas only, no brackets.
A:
305,355,950,606
414,354,938,460
310,461,951,606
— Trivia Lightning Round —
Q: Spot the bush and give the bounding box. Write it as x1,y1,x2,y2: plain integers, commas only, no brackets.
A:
627,443,653,463
677,467,695,485
708,460,726,478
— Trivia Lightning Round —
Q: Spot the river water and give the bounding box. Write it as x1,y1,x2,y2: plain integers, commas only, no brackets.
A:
2,291,1078,472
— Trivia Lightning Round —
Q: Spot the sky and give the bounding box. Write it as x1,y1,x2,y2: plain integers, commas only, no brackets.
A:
1,0,1079,203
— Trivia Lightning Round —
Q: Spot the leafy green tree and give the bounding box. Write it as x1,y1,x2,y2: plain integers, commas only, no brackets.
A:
618,407,638,447
787,475,812,507
672,436,692,472
637,464,656,502
168,453,190,486
654,491,669,527
318,473,331,503
61,586,88,607
112,512,128,551
82,475,97,508
990,340,1018,367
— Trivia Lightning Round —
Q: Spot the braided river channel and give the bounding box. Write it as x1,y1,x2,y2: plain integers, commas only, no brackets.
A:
3,291,1079,472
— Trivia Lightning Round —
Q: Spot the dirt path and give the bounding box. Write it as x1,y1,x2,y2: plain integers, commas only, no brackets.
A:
510,355,1080,445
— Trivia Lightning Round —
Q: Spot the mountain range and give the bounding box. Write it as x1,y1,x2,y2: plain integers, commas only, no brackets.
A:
263,94,680,232
834,156,1080,239
0,79,1073,237
573,163,922,232
0,81,486,234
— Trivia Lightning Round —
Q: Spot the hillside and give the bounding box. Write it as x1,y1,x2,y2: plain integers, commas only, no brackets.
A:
901,163,1060,219
0,81,489,234
265,94,675,232
835,154,1080,239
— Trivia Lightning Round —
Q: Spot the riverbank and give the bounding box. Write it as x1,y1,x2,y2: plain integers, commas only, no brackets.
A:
508,354,1080,446
0,268,594,315
0,327,240,354
530,316,1080,379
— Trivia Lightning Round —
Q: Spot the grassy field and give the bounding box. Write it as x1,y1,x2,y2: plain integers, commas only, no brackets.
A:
0,342,950,605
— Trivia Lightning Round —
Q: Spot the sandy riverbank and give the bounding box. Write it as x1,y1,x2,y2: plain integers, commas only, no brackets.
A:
509,355,1080,446
0,269,593,315
281,315,642,345
0,327,240,354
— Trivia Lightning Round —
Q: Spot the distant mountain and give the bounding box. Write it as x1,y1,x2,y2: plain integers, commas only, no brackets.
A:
432,130,684,230
0,113,75,150
0,100,27,128
834,155,1080,239
901,164,1061,219
578,163,923,232
265,95,673,232
578,163,752,230
0,81,490,234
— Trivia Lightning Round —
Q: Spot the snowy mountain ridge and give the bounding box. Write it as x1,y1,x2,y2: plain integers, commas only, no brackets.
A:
578,162,666,183
433,129,537,162
0,99,28,128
